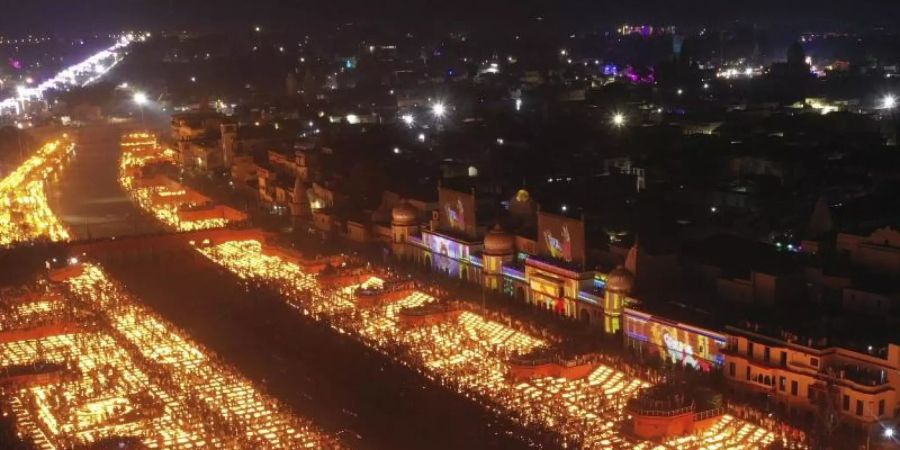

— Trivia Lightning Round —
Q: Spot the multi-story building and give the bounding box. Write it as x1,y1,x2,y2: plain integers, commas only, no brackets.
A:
723,326,899,424
837,227,900,275
388,185,633,332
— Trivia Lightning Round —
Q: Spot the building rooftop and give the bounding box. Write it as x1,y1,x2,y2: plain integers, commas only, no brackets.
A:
681,234,801,278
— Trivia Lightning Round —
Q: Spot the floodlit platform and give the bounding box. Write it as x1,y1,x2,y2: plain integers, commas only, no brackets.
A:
198,238,805,450
0,264,337,449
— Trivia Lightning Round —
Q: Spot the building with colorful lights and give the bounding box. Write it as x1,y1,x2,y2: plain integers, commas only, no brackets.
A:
723,325,900,424
388,184,636,334
623,306,728,372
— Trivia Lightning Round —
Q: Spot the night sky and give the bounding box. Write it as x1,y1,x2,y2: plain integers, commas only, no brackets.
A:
2,0,899,34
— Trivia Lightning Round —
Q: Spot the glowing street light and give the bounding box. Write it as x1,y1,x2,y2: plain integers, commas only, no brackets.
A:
883,94,896,110
611,112,626,128
133,92,148,105
431,102,446,118
133,92,148,123
401,114,415,126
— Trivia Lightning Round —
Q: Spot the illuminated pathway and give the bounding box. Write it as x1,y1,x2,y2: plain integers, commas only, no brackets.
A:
199,239,804,450
0,137,74,246
1,35,138,116
0,265,339,449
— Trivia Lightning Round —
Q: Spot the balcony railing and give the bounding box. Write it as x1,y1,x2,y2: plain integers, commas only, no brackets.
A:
694,407,726,422
627,403,695,417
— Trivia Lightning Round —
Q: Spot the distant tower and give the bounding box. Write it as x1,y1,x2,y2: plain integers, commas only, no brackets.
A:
290,177,310,224
603,266,634,335
787,41,806,68
625,237,639,278
482,225,515,291
391,200,420,259
807,197,833,239
220,123,237,167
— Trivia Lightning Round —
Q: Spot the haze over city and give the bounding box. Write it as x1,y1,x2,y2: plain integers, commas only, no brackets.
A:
0,1,898,450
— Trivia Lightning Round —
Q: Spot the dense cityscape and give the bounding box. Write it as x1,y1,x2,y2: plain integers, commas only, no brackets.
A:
0,1,898,449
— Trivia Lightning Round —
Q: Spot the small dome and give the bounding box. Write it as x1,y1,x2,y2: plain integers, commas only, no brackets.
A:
606,265,634,293
510,189,535,218
514,189,530,203
483,224,515,256
392,200,419,226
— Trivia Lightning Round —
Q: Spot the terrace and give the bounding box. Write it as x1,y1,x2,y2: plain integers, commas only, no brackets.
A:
197,238,804,450
0,263,338,449
0,138,74,246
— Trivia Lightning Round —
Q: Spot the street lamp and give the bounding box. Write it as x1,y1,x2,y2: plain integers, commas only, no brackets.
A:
133,92,148,123
401,114,415,126
431,102,446,118
867,424,896,450
883,94,896,110
612,112,626,128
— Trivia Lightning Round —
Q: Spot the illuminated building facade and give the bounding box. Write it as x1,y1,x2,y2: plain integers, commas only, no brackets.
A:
389,186,633,331
391,200,420,258
523,257,598,321
624,308,728,372
481,225,515,290
602,266,634,334
410,230,485,282
393,187,487,283
723,326,900,423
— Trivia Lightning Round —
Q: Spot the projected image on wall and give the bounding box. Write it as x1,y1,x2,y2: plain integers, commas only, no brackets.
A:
625,315,726,372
